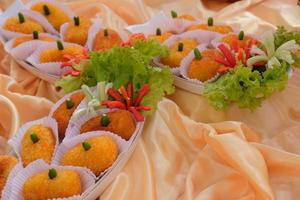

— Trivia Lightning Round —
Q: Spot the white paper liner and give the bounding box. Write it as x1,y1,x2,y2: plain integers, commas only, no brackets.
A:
211,32,260,49
179,43,221,85
126,11,198,36
4,33,59,60
27,0,75,32
7,117,59,167
48,89,87,138
64,108,143,142
52,131,128,178
155,29,221,75
0,6,59,40
8,159,95,200
1,163,23,200
26,42,84,76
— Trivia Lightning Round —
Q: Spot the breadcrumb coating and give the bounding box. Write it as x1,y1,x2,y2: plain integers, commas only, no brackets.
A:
31,2,71,31
0,156,18,194
161,38,198,68
64,17,91,46
39,45,84,63
3,17,44,34
80,110,136,140
21,124,55,166
12,35,55,47
188,24,233,34
61,136,118,175
23,170,81,200
52,92,85,140
93,28,122,52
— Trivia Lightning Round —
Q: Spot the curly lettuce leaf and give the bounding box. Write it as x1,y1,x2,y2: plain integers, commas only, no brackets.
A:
141,67,174,114
133,39,169,63
203,63,288,110
57,39,174,113
274,26,300,48
55,60,97,93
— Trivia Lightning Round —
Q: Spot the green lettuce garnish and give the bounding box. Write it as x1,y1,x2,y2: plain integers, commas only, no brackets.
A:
203,62,288,110
56,39,174,113
274,26,300,68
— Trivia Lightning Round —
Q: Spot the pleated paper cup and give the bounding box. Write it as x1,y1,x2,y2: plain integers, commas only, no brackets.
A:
4,33,58,60
8,159,96,200
0,9,58,40
126,11,199,36
27,0,74,33
1,162,23,200
52,131,128,178
7,117,59,167
26,42,84,76
155,29,221,75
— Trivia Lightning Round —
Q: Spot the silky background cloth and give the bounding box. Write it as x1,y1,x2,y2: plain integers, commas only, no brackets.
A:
1,0,300,199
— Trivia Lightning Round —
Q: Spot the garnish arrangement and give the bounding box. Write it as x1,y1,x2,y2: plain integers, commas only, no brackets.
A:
128,11,300,110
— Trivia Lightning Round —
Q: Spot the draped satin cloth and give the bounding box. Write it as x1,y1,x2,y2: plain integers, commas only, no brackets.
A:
1,0,300,199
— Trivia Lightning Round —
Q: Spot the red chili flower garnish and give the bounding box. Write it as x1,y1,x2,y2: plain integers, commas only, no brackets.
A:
107,88,122,101
101,100,126,110
101,82,151,122
218,44,236,67
215,39,257,72
60,48,90,77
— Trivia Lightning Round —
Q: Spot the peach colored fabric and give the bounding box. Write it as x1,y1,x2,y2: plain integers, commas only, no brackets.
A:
1,0,300,199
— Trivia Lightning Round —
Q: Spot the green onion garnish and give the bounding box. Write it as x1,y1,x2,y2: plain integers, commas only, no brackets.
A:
56,41,64,51
33,31,39,40
74,16,80,26
100,114,110,126
171,10,178,18
208,17,214,26
104,29,108,37
194,48,202,60
48,168,57,179
43,5,50,16
178,42,184,52
238,31,244,40
66,98,74,109
30,132,39,143
156,28,162,36
18,13,25,24
82,141,91,151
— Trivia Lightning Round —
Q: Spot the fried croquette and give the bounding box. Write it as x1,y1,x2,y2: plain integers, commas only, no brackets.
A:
39,43,84,63
187,49,222,82
148,28,172,43
23,169,81,200
80,110,136,140
178,14,196,21
21,124,55,166
188,17,233,34
31,3,71,31
61,136,118,175
12,34,55,48
221,32,260,49
93,28,122,52
52,91,85,140
3,14,44,34
0,156,18,194
161,38,198,68
63,16,91,46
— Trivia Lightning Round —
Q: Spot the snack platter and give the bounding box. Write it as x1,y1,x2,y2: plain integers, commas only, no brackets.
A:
1,0,300,199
